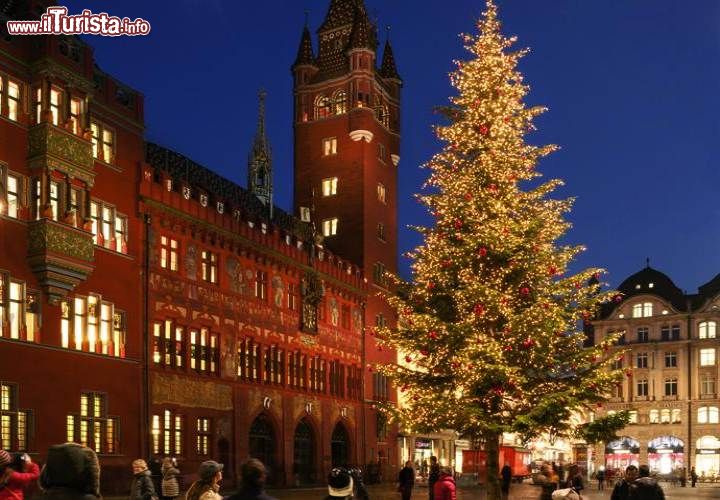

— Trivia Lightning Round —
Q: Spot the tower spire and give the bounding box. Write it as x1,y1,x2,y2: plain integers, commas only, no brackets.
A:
247,89,273,214
380,28,401,81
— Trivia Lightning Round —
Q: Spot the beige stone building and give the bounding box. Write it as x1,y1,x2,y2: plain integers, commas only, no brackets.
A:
590,267,720,478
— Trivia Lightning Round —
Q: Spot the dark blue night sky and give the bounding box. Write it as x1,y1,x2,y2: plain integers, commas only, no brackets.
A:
64,0,720,293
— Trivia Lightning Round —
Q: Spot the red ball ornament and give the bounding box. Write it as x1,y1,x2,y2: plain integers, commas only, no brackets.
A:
405,355,413,363
454,219,463,230
474,304,485,317
420,349,430,357
464,193,473,201
503,117,510,123
548,266,557,276
503,345,513,352
520,287,530,296
575,282,582,289
488,183,498,193
594,272,601,280
429,331,438,340
427,282,435,290
478,247,488,257
479,124,489,135
368,366,374,372
522,338,535,349
625,370,632,378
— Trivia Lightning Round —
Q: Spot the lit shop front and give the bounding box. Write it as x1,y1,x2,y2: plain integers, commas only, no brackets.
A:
605,437,640,471
696,436,720,476
647,436,684,475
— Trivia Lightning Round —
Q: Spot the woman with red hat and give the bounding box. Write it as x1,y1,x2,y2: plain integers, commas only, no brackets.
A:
0,449,40,500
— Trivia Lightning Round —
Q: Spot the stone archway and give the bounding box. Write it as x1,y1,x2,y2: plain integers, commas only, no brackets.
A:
249,413,277,483
293,417,315,485
331,421,350,467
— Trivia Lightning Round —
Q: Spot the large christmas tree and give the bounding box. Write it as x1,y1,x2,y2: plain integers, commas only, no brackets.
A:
376,2,625,498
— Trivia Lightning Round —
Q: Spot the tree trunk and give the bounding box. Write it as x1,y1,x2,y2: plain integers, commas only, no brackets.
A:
484,431,502,500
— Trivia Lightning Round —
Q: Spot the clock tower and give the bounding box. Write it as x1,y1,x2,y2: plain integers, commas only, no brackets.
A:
292,0,402,472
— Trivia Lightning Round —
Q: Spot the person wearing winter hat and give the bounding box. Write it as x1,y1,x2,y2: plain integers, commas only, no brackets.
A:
0,449,40,500
323,468,353,500
185,461,223,500
39,443,101,500
129,459,158,500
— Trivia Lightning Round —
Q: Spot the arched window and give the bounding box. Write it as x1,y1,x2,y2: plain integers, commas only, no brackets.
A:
333,91,347,115
315,95,331,120
698,406,719,424
699,321,717,339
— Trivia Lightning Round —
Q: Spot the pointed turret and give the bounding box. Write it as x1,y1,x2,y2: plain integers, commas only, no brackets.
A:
348,4,376,52
318,0,361,32
380,38,401,81
293,24,315,68
247,90,273,210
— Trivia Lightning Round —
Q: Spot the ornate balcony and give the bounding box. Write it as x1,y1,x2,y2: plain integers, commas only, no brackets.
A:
27,218,95,303
27,122,94,186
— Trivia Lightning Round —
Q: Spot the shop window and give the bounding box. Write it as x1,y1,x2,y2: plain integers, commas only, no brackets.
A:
66,392,117,454
0,383,30,451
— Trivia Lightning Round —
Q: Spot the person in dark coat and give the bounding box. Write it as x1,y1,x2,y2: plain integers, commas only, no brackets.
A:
225,459,276,500
38,443,100,500
628,465,664,500
596,468,606,491
397,461,415,500
0,449,40,500
538,464,558,500
427,457,440,500
323,468,353,500
567,464,584,494
432,467,456,500
611,465,638,500
690,467,698,487
130,460,157,500
500,462,512,497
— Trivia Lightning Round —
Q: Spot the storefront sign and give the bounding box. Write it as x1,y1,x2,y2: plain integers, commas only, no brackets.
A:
416,438,432,449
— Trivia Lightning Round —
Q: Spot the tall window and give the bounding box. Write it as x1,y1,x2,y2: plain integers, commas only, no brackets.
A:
66,393,117,454
7,81,19,122
153,321,184,368
4,172,19,218
700,348,716,367
329,360,345,397
264,345,284,385
632,302,653,318
637,327,649,343
310,356,326,393
377,223,385,241
114,215,127,254
665,351,677,368
698,406,719,424
238,338,261,382
0,278,37,343
701,374,716,396
90,122,115,163
378,143,386,161
34,88,41,124
373,372,389,401
90,202,100,244
0,383,29,451
322,137,337,156
49,181,60,220
201,250,218,284
287,282,299,311
196,418,211,456
377,183,386,203
49,87,61,126
60,294,125,357
8,281,22,340
699,321,717,339
152,410,183,456
322,218,338,237
189,328,218,374
255,271,267,301
333,91,347,115
664,378,678,397
160,236,179,271
636,379,648,397
321,177,338,197
373,262,387,286
101,206,113,249
69,97,82,134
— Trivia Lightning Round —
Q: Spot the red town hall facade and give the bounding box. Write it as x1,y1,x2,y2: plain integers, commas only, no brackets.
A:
0,0,401,492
